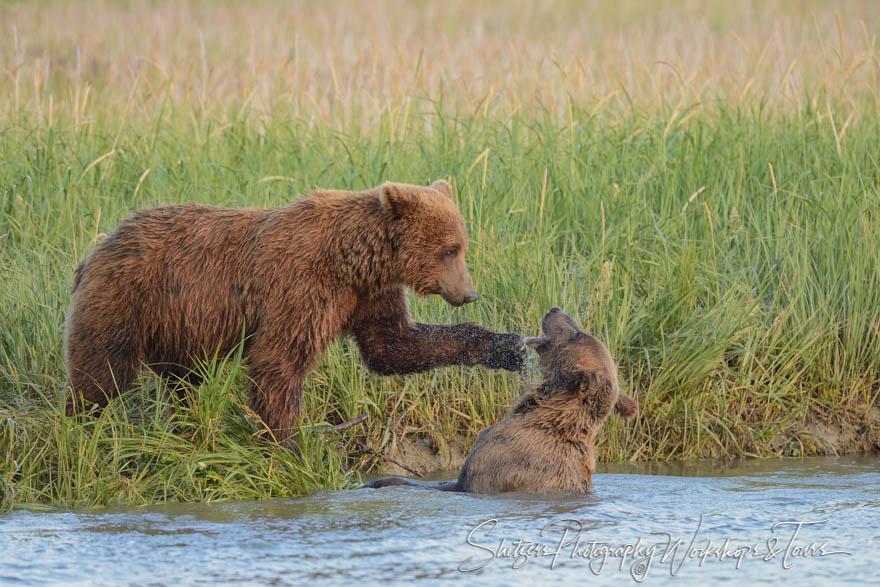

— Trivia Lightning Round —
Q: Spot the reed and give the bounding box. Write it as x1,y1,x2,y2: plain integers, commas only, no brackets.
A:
1,0,879,510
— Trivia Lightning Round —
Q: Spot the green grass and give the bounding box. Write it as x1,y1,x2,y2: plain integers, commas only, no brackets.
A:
3,100,880,510
1,341,356,510
2,0,880,511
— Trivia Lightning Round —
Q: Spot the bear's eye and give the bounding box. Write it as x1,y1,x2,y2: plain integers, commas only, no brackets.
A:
444,246,459,258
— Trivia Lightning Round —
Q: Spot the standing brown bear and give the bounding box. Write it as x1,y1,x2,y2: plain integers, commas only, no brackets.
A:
366,308,638,493
64,179,525,440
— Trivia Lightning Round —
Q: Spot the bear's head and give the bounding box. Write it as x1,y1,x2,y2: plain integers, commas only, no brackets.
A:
523,308,622,407
379,179,478,307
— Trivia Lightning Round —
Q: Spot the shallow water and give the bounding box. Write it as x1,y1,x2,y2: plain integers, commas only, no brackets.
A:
2,456,878,585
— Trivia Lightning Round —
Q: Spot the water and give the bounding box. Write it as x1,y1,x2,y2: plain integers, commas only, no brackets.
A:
1,456,877,585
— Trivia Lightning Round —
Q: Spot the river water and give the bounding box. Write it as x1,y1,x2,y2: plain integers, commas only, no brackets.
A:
1,456,877,585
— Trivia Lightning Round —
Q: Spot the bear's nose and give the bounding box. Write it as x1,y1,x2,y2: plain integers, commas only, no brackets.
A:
549,307,561,313
463,291,479,304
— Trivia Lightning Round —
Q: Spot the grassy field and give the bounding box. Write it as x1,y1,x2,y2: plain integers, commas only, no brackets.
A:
2,0,880,510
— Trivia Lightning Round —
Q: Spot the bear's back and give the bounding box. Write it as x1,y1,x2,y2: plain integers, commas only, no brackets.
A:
455,412,591,493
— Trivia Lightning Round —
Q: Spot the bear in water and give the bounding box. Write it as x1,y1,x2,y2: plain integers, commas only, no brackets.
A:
365,308,638,493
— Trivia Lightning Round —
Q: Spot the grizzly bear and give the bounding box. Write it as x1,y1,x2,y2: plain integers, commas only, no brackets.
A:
64,179,526,440
365,308,638,493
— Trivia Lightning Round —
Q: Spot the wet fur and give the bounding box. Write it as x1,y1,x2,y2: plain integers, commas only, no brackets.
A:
365,309,638,493
64,180,526,440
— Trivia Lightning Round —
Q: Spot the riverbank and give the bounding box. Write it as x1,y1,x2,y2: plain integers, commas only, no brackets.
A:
3,0,880,511
382,409,880,477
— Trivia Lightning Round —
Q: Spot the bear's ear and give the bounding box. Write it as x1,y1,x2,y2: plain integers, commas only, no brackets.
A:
614,393,639,419
551,369,592,395
379,182,418,216
566,369,614,398
430,179,454,199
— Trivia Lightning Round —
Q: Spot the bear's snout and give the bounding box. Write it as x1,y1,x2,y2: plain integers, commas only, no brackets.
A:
437,265,478,306
540,308,577,341
440,288,478,306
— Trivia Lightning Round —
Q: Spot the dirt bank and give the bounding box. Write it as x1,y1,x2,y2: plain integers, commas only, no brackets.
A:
379,407,880,475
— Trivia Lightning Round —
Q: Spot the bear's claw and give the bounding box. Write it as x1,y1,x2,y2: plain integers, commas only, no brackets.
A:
522,335,549,348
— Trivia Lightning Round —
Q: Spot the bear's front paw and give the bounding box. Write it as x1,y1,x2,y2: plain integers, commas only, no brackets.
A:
483,333,527,372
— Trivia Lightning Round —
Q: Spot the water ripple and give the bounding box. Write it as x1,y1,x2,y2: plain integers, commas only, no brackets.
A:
0,455,876,585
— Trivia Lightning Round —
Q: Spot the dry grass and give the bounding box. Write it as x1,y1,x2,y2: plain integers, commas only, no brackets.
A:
2,0,879,128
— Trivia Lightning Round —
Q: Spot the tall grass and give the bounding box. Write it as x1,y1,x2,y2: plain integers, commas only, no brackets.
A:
1,344,355,511
2,0,880,510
